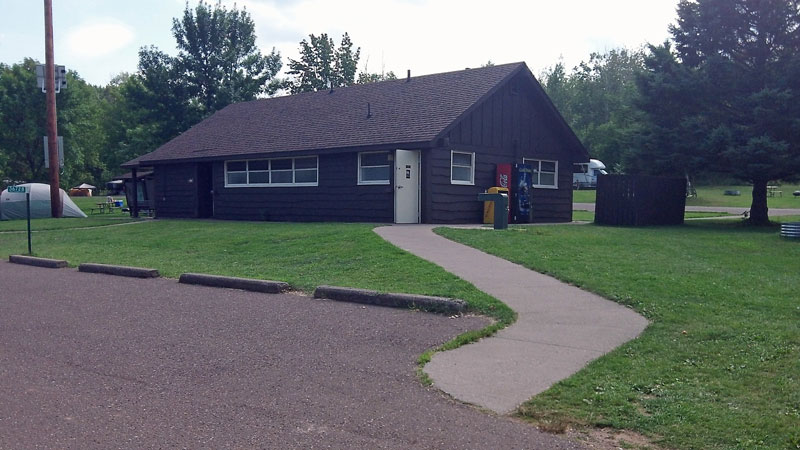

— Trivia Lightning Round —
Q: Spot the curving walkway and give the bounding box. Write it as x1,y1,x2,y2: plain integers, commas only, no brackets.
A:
375,225,648,414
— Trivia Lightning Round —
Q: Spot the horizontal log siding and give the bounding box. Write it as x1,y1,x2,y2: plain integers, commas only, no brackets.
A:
426,146,513,223
427,72,575,223
211,153,393,222
154,163,198,218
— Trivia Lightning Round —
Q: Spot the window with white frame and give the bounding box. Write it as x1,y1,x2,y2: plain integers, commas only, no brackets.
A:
358,151,391,185
451,151,475,185
224,156,318,187
524,158,558,188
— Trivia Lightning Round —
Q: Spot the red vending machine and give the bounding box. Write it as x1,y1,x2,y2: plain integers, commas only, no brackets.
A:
496,163,511,189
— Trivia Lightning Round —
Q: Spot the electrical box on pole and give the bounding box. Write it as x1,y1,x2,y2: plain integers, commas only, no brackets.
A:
35,64,66,93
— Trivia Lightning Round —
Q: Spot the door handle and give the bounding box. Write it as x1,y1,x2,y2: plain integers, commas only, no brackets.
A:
397,186,404,189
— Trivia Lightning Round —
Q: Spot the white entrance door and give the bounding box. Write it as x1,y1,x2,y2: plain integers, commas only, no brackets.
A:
394,149,420,223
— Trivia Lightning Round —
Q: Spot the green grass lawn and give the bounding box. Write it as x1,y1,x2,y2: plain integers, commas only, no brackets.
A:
573,184,800,209
437,222,800,450
571,210,734,223
572,189,598,203
69,195,127,214
687,184,800,209
0,220,512,325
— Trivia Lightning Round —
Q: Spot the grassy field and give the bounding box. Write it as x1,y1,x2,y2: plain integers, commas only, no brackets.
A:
687,185,800,208
573,184,800,209
571,210,734,223
437,221,800,450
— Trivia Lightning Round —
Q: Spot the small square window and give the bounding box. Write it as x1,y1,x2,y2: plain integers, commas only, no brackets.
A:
227,172,247,185
358,151,391,185
227,161,246,172
524,158,558,188
249,171,269,184
295,169,317,183
271,159,292,171
451,151,474,185
294,157,317,170
249,160,268,171
271,171,293,184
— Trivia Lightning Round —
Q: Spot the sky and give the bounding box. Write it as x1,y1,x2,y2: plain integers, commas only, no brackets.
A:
0,0,680,87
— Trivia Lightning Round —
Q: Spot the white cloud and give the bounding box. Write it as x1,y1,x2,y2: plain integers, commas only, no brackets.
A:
226,0,678,78
65,20,135,59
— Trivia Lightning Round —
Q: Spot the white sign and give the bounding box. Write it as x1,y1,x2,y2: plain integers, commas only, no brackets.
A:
43,136,64,168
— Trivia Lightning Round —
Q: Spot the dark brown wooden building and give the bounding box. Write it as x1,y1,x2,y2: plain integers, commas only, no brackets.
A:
122,62,588,223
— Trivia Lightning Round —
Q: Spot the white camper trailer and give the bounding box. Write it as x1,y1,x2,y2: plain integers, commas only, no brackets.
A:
573,159,608,189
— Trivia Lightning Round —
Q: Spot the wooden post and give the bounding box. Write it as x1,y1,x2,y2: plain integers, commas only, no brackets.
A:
131,168,139,218
44,0,62,218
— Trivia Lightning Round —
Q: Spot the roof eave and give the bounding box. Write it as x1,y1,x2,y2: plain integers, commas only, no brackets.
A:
131,140,437,166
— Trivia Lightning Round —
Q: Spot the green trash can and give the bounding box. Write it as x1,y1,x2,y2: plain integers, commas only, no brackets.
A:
477,192,508,230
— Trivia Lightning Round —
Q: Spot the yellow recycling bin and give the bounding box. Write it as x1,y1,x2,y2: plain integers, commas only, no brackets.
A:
483,187,509,224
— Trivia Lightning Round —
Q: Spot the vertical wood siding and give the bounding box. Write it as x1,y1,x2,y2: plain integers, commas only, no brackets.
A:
426,72,578,223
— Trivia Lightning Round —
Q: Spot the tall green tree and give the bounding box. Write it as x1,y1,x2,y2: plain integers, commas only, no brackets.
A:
284,33,361,93
172,0,282,114
540,49,646,170
634,0,800,224
0,59,46,184
0,58,108,187
104,1,281,173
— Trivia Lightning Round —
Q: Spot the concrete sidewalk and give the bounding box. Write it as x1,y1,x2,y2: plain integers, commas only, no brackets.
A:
375,225,648,414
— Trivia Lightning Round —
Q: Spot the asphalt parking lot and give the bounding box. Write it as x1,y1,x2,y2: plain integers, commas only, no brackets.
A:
0,261,582,449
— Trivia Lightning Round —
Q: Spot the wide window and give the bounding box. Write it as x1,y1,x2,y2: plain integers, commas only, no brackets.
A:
224,156,318,187
451,151,475,185
524,158,558,188
358,151,391,185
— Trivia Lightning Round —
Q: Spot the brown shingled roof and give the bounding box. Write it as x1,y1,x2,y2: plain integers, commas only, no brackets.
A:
125,63,528,166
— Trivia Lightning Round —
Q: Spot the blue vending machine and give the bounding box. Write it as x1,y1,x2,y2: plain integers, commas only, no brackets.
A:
511,164,532,223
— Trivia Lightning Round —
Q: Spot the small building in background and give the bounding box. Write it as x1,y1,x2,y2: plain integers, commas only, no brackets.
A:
68,183,96,197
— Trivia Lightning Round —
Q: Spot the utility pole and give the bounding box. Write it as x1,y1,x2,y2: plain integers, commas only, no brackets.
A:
44,0,62,218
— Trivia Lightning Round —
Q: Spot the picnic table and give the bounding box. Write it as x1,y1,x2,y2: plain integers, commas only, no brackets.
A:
96,202,114,213
768,185,783,197
92,200,119,214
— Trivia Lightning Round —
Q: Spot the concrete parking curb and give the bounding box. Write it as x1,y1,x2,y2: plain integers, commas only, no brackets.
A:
78,263,160,278
9,255,68,269
314,285,467,314
179,273,290,293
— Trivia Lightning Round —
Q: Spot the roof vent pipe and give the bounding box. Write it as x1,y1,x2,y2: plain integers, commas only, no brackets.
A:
407,70,410,82
367,102,372,119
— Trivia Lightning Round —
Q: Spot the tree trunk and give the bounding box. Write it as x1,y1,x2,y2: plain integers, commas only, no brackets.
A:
749,180,770,225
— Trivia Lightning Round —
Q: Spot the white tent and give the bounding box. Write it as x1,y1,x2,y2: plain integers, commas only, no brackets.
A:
74,183,96,189
0,183,87,220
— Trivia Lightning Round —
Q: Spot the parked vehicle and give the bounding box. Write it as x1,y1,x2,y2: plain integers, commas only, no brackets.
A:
573,159,608,189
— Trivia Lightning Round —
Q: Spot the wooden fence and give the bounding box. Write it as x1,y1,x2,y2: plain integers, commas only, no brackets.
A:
595,175,686,226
